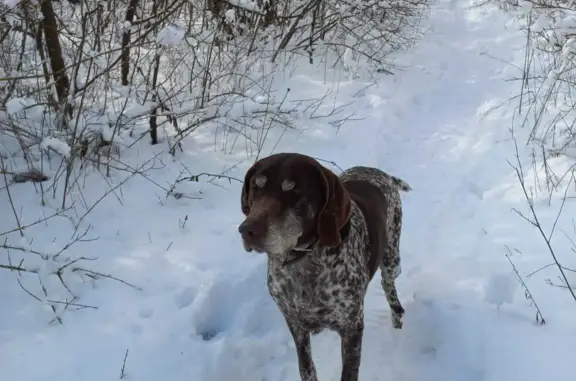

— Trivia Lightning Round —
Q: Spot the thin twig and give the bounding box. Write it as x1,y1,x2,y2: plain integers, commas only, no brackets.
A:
505,246,546,325
120,349,129,379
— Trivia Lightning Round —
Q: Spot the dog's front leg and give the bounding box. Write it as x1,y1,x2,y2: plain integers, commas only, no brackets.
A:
339,319,364,381
286,320,317,381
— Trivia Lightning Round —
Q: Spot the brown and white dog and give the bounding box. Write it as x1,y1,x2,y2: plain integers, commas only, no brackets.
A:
238,152,410,381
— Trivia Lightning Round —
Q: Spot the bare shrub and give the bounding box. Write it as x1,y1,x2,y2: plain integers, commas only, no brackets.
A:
1,0,431,317
490,0,576,300
1,0,431,182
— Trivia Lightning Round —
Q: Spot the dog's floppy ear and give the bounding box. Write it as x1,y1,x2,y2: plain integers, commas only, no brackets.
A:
316,165,351,248
241,163,258,215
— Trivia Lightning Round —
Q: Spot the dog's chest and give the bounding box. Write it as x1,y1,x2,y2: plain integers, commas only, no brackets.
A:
267,250,369,332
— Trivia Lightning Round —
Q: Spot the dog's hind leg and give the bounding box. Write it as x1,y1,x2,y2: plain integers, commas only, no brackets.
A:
379,204,405,329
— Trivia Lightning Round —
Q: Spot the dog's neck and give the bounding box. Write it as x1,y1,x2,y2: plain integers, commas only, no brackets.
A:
282,219,352,267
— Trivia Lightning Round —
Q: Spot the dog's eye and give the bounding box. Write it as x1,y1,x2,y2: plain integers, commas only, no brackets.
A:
293,198,307,212
281,179,295,192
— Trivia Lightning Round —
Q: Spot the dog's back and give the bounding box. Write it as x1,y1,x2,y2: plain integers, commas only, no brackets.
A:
339,166,410,281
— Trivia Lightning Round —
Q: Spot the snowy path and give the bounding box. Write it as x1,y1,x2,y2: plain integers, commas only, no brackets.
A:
295,1,572,380
2,0,576,380
279,0,576,380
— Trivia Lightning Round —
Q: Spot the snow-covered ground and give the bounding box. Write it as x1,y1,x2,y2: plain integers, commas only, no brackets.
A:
2,0,576,380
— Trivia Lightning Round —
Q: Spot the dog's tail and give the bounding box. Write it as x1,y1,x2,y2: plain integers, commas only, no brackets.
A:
391,176,411,192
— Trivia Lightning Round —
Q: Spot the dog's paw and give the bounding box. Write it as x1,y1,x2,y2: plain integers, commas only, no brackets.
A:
391,306,404,329
392,315,403,329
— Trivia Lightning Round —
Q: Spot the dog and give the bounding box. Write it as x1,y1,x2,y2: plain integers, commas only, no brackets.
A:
238,152,410,381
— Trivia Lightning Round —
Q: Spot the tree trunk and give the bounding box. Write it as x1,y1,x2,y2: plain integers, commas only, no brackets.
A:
39,0,71,116
121,0,139,86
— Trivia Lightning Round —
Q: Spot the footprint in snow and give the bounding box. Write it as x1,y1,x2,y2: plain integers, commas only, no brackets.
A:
174,286,197,309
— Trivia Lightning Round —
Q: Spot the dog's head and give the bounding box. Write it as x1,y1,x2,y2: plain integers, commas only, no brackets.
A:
238,153,351,257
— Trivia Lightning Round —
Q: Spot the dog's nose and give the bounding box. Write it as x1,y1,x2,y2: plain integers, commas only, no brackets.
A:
238,219,264,237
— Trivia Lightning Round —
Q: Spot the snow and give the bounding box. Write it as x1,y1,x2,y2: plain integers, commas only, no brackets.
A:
156,24,186,46
225,9,236,23
484,273,517,310
228,0,260,12
2,0,19,9
40,137,71,158
2,0,576,381
6,97,33,115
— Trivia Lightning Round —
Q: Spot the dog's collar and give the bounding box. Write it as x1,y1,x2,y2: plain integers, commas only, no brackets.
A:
281,239,316,266
282,219,352,267
282,248,312,266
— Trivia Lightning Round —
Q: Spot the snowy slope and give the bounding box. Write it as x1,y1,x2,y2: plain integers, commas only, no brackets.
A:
2,0,576,380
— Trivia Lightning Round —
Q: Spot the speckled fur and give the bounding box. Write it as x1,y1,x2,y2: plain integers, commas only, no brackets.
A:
339,166,410,329
239,155,410,381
